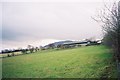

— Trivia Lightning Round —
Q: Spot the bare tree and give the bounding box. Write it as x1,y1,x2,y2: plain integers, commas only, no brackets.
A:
93,1,120,78
27,45,34,53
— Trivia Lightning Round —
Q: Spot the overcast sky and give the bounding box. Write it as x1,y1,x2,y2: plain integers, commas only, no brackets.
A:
1,0,116,50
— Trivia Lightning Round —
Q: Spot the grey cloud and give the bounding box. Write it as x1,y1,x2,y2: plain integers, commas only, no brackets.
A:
2,2,103,42
2,27,25,41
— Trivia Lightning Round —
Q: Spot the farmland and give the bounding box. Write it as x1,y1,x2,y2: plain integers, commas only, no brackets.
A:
2,45,117,78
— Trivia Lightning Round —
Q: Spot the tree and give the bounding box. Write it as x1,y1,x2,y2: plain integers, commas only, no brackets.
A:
27,45,34,53
93,1,120,60
21,49,27,54
93,1,120,78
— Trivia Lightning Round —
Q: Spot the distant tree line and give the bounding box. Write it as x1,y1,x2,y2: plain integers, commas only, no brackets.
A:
1,40,102,56
1,45,40,57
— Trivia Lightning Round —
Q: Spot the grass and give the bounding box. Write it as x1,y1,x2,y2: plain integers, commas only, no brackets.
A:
0,58,2,79
2,45,117,78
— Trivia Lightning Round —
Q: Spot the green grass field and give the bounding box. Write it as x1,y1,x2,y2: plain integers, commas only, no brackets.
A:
2,45,117,78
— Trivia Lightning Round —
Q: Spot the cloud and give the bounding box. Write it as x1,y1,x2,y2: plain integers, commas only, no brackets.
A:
2,2,103,49
2,26,25,41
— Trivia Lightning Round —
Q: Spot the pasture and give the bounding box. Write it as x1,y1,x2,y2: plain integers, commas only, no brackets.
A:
2,45,117,78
